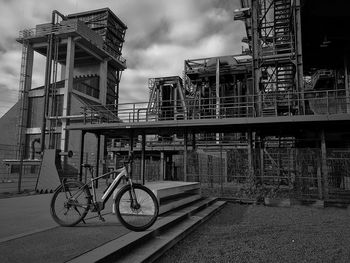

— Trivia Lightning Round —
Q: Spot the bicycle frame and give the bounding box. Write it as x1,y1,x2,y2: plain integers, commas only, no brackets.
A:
88,165,132,210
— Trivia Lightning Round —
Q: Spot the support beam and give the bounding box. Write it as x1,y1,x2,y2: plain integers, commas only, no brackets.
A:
251,0,261,116
184,130,188,182
141,133,146,185
95,133,101,188
320,129,329,200
99,60,108,105
129,131,134,180
317,158,323,200
260,136,264,183
216,58,220,143
247,130,254,184
160,152,165,180
79,131,86,181
192,132,196,151
60,37,75,152
41,35,54,153
294,0,305,114
344,54,350,114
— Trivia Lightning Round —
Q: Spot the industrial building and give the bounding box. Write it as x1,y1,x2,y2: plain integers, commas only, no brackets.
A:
1,1,350,203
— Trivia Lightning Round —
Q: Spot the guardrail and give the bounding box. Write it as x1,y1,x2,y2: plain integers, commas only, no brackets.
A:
81,89,350,124
18,19,126,66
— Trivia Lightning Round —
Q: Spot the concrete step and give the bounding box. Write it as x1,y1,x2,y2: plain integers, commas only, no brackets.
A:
67,198,225,263
116,201,227,263
112,181,202,215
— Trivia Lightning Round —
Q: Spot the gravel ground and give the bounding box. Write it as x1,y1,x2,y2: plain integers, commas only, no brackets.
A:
157,203,350,263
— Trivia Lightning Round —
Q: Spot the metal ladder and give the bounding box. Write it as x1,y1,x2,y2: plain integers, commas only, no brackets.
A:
16,40,32,159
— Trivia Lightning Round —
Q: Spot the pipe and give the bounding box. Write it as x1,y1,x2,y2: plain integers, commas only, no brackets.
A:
30,138,40,160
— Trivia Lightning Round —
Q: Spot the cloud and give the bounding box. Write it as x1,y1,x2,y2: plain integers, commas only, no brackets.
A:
0,0,245,117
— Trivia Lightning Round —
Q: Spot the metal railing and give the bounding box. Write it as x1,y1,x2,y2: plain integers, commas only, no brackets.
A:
81,89,350,124
18,19,126,66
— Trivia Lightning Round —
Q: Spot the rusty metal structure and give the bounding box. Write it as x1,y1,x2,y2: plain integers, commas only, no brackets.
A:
69,0,350,202
6,8,127,190
4,2,350,201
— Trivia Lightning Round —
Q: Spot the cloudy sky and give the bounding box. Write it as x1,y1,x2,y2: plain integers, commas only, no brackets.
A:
0,0,245,117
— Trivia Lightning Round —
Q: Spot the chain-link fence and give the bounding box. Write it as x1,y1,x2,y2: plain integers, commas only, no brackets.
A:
0,144,39,194
2,141,350,201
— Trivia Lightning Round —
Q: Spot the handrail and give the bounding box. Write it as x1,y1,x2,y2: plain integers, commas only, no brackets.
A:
18,20,126,66
80,89,350,124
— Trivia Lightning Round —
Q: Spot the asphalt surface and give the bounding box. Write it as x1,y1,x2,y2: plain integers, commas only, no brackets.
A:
0,191,131,263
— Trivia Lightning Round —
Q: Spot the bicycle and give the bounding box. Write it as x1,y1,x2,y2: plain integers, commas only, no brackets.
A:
50,152,159,232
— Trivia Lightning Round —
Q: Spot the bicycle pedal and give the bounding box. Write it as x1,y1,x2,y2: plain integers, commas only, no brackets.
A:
99,216,105,222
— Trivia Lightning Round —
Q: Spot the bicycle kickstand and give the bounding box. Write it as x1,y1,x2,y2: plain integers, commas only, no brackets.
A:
97,211,105,222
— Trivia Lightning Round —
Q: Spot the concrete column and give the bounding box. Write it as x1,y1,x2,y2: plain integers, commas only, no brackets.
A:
99,60,108,105
60,37,75,152
24,45,34,92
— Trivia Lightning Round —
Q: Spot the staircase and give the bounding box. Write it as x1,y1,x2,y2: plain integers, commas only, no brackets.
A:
68,197,226,263
274,0,293,55
262,93,277,117
276,64,294,91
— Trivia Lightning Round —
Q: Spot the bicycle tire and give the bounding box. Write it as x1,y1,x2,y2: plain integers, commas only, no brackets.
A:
115,184,159,232
50,180,91,227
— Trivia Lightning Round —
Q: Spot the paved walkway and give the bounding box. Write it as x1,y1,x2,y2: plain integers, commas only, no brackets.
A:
0,193,56,241
0,190,131,263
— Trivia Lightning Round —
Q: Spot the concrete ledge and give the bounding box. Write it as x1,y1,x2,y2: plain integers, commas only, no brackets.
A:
264,197,291,207
292,199,325,208
159,194,202,214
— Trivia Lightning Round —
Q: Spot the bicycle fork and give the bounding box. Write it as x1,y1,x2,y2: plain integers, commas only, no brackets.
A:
128,179,140,210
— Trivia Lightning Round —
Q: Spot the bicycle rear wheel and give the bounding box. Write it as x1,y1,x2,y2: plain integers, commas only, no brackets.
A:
115,183,159,232
50,181,91,227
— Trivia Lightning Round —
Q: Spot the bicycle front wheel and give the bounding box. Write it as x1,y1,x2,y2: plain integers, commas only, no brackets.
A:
115,184,159,232
50,181,91,227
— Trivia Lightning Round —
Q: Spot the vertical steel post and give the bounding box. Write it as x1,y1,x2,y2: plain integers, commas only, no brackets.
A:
344,54,350,113
79,131,86,181
60,37,75,152
95,133,101,188
216,58,220,142
141,132,146,185
260,136,264,182
251,0,261,116
129,131,134,180
294,0,305,114
247,130,254,183
184,129,188,182
40,34,54,153
320,129,329,200
161,152,166,180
